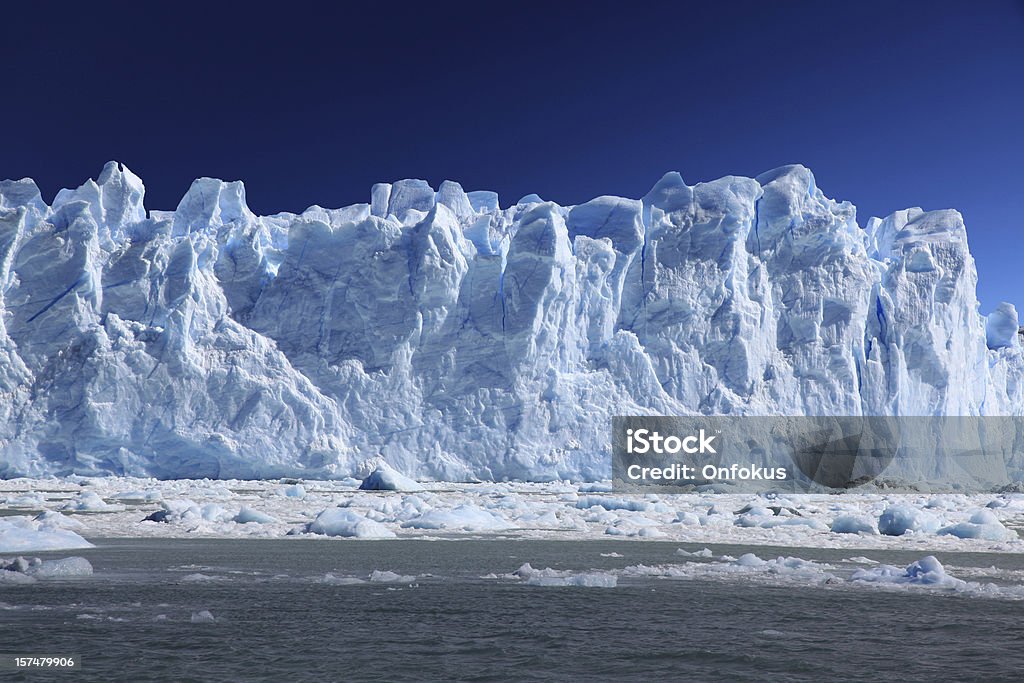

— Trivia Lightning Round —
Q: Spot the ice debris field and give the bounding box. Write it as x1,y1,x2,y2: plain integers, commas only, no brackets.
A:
1,163,1023,482
2,472,1023,554
4,475,1024,601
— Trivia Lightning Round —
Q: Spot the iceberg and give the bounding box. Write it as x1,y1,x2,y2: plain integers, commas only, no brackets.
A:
358,462,423,492
0,163,1022,482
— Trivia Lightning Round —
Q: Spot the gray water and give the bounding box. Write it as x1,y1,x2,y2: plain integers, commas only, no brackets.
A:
2,539,1023,682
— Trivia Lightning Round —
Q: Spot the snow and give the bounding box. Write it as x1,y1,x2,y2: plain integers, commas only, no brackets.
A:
1,163,1023,482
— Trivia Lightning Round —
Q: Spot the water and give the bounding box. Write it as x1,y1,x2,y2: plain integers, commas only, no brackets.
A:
2,539,1023,682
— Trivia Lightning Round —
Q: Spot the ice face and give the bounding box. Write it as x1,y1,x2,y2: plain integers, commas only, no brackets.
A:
0,163,1022,482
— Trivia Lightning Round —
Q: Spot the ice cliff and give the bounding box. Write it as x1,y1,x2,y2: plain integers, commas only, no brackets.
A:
1,162,1021,480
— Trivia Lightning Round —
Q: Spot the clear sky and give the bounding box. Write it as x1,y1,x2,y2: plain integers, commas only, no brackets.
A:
2,1,1021,312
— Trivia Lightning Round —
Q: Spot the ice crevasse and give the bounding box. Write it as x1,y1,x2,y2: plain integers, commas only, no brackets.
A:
0,162,1021,481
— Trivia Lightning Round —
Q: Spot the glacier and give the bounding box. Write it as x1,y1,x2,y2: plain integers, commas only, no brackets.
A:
0,162,1022,481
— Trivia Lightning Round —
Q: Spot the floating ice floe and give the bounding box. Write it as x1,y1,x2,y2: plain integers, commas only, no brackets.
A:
401,504,514,532
321,573,366,585
850,555,966,589
515,563,617,588
937,509,1015,541
1,492,47,507
2,478,1022,552
109,490,164,502
368,570,416,583
144,500,233,525
306,508,397,538
0,516,93,552
0,555,93,583
60,491,125,512
830,515,879,535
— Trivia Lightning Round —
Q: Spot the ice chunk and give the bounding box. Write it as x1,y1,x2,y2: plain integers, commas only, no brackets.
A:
0,555,92,578
143,499,232,525
307,509,397,538
191,610,217,623
515,563,617,588
735,553,767,567
368,570,416,583
358,464,423,492
233,507,278,524
830,515,879,535
877,505,941,536
1,492,46,507
401,504,514,532
30,556,94,578
274,484,306,498
937,509,1015,541
850,555,967,589
110,490,163,502
321,573,366,585
0,517,93,552
575,496,651,512
60,491,125,512
33,511,86,529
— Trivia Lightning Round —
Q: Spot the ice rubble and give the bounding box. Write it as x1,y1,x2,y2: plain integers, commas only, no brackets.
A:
4,477,1020,554
514,563,618,587
400,504,515,532
0,163,1023,482
617,551,1024,598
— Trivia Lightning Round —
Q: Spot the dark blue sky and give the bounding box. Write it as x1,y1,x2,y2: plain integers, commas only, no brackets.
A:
2,1,1022,311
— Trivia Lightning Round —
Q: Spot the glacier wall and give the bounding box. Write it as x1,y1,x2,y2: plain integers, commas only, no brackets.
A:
1,162,1022,481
